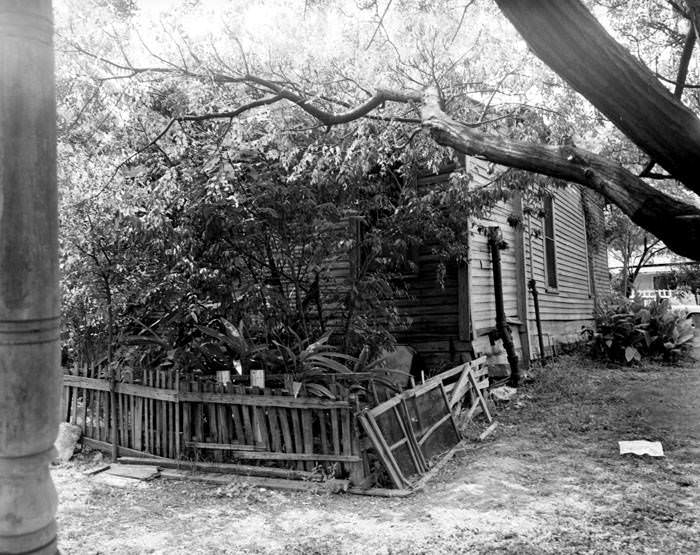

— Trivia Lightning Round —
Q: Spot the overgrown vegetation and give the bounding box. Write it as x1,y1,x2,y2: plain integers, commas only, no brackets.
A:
583,296,695,364
57,2,562,376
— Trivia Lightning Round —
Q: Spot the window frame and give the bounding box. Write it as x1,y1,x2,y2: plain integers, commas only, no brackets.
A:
542,195,558,291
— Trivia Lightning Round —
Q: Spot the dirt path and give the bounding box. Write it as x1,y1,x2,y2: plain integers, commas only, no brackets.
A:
54,356,700,554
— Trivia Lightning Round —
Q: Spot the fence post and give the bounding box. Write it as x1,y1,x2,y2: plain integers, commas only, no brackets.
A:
175,369,181,460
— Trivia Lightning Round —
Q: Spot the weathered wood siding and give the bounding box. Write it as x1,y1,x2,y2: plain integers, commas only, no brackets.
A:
392,167,473,369
467,160,525,369
523,183,604,353
319,159,609,369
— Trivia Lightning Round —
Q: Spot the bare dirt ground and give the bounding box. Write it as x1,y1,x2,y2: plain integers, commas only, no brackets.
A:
53,355,700,554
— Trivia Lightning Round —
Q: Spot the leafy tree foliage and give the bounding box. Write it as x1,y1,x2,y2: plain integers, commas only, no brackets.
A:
55,0,700,369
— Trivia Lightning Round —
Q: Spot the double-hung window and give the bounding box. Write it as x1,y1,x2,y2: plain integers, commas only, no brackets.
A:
543,196,557,289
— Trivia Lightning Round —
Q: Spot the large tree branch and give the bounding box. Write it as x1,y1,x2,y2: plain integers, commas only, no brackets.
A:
640,23,696,177
494,0,700,195
420,90,700,260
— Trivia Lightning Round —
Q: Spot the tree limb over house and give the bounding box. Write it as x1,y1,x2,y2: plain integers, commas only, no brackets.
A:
74,0,700,260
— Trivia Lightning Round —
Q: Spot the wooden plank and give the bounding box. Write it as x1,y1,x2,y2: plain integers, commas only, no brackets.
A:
180,377,189,457
62,375,178,401
347,487,413,498
129,378,135,449
175,450,360,462
161,373,167,456
185,442,266,451
439,382,462,438
61,382,68,423
70,381,77,425
420,363,468,389
94,387,102,441
104,464,160,481
155,375,162,455
117,457,320,481
118,392,125,447
340,409,351,456
301,408,314,471
147,370,154,454
103,390,110,451
388,437,409,451
175,372,180,460
235,386,254,445
228,383,246,444
82,437,168,460
479,422,498,441
86,375,94,439
359,413,407,489
466,370,493,423
159,469,349,494
167,373,175,459
254,400,270,450
319,409,329,454
278,405,294,456
330,408,341,456
134,395,143,451
290,408,304,471
80,365,88,432
217,387,230,446
193,381,203,444
266,389,282,452
449,364,472,408
143,371,150,454
179,391,350,409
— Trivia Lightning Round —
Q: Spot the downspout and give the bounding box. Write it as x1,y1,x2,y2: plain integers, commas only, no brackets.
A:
488,227,520,387
528,278,546,365
527,213,546,364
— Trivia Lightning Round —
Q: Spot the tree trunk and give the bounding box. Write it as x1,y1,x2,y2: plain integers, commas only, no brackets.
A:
0,1,60,553
494,0,700,195
420,89,700,260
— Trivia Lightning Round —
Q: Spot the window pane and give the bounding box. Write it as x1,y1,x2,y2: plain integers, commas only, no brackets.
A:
545,237,557,288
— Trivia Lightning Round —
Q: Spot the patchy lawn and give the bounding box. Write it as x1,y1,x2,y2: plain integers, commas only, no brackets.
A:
54,355,700,554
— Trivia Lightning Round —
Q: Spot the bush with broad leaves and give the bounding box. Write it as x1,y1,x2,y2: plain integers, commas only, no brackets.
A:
582,296,695,364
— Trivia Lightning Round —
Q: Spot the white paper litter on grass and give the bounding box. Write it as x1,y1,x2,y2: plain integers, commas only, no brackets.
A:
619,440,664,457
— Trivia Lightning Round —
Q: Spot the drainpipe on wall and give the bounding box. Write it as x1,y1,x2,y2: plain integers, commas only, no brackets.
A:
488,227,520,387
528,278,547,365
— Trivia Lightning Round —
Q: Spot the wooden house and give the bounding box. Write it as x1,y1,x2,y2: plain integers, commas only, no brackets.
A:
326,156,610,375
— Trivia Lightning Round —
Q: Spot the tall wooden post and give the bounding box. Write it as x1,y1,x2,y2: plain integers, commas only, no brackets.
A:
0,1,60,554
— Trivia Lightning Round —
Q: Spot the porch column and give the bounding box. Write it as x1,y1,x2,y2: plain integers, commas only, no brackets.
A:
0,1,61,554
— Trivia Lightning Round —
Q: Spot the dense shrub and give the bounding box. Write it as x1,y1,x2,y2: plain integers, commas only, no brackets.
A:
582,296,695,364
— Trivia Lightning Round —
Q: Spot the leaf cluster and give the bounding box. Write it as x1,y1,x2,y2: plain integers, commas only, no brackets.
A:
582,296,695,364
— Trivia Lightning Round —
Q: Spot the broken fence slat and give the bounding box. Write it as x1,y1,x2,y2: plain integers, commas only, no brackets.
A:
116,456,321,481
478,421,498,441
467,369,493,423
159,469,350,494
358,412,407,490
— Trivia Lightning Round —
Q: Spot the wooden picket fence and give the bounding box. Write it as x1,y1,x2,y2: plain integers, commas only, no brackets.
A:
61,364,363,478
61,357,492,489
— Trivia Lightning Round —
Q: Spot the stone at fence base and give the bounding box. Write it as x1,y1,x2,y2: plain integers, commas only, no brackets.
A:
53,423,82,463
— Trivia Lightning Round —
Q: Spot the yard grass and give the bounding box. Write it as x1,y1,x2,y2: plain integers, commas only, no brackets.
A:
54,355,700,554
